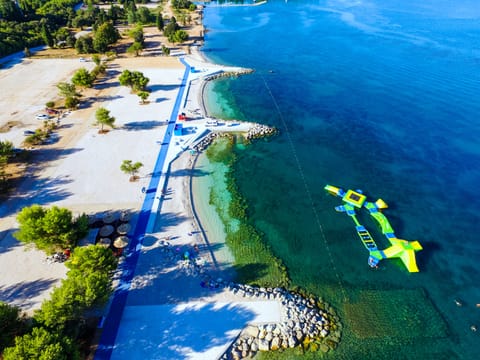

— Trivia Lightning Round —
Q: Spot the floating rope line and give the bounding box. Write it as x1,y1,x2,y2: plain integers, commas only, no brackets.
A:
260,73,349,302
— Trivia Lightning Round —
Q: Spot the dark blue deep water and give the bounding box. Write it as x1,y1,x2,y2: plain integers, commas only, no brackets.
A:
202,1,480,358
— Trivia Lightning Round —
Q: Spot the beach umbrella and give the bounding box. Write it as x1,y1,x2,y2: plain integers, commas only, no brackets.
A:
116,223,131,235
120,212,132,222
97,238,111,248
99,225,114,237
114,236,130,249
103,213,116,224
87,214,97,226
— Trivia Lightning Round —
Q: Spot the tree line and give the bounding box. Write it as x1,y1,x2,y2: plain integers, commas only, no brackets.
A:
1,204,118,359
1,0,193,57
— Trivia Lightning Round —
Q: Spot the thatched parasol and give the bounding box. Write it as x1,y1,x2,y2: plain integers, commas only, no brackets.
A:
87,214,97,226
113,236,130,249
97,238,111,248
99,225,114,237
103,213,116,224
120,211,132,222
116,223,131,235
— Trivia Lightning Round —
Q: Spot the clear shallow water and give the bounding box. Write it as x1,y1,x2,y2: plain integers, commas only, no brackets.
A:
202,0,480,358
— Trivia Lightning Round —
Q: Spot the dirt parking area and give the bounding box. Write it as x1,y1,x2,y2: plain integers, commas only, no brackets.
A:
0,58,96,147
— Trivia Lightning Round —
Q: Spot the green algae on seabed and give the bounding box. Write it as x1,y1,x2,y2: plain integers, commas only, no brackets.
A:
206,135,289,288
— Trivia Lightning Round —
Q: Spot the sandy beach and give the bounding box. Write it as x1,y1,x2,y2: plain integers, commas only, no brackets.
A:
0,33,287,358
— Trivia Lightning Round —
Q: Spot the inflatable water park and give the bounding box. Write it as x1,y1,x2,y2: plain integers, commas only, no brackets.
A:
324,185,422,272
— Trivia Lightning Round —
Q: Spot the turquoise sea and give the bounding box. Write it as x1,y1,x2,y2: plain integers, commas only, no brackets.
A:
199,0,480,358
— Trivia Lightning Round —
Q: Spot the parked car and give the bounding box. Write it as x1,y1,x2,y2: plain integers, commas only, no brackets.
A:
35,114,50,120
45,108,59,115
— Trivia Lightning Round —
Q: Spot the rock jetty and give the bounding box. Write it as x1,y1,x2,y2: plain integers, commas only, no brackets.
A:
193,124,277,152
204,69,254,82
220,284,342,359
245,123,277,140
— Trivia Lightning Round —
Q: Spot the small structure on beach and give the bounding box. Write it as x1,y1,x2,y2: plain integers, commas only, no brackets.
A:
174,123,184,136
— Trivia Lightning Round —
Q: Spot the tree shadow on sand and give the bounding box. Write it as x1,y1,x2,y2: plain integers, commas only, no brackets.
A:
80,95,123,108
153,211,190,233
148,84,181,92
0,279,58,309
0,229,21,254
168,168,211,178
0,175,74,218
122,121,165,131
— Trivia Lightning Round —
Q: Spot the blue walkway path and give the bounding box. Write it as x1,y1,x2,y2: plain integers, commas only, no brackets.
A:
94,59,191,359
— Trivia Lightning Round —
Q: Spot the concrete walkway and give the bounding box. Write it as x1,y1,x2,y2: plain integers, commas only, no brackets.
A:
94,56,277,360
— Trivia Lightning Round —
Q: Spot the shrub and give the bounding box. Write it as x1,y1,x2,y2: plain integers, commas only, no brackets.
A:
3,327,79,360
0,302,27,351
14,205,89,253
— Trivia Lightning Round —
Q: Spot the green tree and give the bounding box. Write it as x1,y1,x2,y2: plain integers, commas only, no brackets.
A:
66,245,117,276
14,205,88,253
119,70,149,92
0,140,14,184
0,0,23,21
137,90,149,104
41,23,54,48
136,6,153,24
91,54,101,66
0,140,14,157
75,36,93,54
0,302,27,351
93,21,119,53
71,68,94,88
172,0,195,10
118,69,133,88
161,45,170,56
55,27,73,48
169,29,188,44
95,107,115,132
57,82,80,99
3,327,79,360
163,18,179,38
156,13,164,31
35,247,116,329
127,41,143,56
57,82,81,109
90,63,107,80
64,97,79,110
33,246,116,331
129,25,144,45
120,160,143,180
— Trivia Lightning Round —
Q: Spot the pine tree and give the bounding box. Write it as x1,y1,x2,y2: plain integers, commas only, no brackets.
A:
156,13,164,31
41,23,54,48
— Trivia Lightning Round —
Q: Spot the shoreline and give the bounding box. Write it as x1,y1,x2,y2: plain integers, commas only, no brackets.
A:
0,22,339,360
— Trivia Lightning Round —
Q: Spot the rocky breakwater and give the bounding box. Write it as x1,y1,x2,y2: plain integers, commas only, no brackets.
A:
193,132,233,152
245,123,277,141
193,123,277,152
220,284,342,360
204,69,254,82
